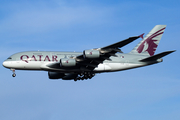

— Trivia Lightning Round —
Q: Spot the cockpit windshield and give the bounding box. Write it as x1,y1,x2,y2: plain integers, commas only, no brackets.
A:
7,57,12,59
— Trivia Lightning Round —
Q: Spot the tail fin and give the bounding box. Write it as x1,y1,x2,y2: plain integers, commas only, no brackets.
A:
130,25,167,56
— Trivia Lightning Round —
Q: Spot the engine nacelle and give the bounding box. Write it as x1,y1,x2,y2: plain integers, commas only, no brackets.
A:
62,73,78,80
60,58,76,67
48,72,65,79
83,50,100,59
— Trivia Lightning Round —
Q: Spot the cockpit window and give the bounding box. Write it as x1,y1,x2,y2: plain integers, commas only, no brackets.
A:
7,57,12,59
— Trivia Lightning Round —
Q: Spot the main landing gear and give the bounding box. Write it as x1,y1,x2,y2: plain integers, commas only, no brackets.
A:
11,69,16,77
74,72,95,81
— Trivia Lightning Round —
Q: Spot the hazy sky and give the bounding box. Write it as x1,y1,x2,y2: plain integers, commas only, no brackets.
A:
0,0,179,120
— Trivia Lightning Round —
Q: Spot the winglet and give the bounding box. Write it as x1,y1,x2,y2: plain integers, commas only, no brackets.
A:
139,33,145,39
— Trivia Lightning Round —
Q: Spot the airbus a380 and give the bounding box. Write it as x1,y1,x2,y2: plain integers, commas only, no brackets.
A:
3,25,175,81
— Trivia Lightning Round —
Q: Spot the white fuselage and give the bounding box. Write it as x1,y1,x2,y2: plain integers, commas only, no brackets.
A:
2,51,158,73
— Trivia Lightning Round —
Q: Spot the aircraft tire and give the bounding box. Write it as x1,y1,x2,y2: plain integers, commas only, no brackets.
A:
12,73,16,77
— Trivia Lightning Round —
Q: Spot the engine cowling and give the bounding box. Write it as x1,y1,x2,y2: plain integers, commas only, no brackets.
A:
60,58,76,67
48,72,65,79
62,73,78,80
48,72,78,80
83,50,100,59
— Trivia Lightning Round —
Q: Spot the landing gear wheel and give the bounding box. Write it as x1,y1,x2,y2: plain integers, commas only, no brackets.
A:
74,78,78,81
12,73,16,77
11,69,16,77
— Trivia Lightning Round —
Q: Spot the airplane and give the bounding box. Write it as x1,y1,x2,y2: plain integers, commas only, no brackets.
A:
2,25,175,81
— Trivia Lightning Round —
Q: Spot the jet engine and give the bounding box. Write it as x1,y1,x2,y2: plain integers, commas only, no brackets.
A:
83,50,100,59
60,58,76,67
48,72,65,79
48,72,78,80
62,73,78,80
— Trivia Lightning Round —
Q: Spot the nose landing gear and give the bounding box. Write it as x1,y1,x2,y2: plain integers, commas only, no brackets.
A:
11,69,16,77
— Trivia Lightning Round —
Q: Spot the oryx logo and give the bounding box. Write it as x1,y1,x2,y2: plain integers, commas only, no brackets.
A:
137,27,165,56
89,51,93,55
66,60,69,63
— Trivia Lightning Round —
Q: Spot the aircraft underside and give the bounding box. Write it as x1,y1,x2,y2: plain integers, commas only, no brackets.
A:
5,60,149,81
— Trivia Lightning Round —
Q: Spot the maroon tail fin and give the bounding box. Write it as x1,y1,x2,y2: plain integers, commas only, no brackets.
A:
130,25,166,56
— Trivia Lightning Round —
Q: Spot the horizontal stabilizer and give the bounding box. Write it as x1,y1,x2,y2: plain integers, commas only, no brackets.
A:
140,50,175,62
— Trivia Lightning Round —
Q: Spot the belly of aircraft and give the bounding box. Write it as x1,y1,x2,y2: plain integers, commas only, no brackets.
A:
10,61,42,70
94,63,145,72
10,61,145,73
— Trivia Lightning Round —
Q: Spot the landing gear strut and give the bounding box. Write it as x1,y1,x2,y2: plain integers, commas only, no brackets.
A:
11,69,16,77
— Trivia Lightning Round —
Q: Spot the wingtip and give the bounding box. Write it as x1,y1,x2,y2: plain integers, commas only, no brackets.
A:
169,50,176,53
139,33,145,39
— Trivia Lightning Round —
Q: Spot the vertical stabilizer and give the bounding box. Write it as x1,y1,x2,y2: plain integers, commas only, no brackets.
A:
130,25,166,56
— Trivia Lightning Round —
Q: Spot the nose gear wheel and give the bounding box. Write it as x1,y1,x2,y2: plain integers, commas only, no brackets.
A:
11,69,16,77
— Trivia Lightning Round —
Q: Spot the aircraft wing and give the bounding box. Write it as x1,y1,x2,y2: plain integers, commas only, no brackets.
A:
45,36,140,71
101,36,140,50
75,36,140,71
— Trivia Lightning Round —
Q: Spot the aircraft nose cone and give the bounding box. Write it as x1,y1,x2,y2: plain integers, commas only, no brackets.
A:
3,61,7,67
2,61,11,68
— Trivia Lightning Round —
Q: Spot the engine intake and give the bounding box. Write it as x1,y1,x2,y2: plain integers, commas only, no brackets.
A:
60,58,76,67
83,50,100,59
